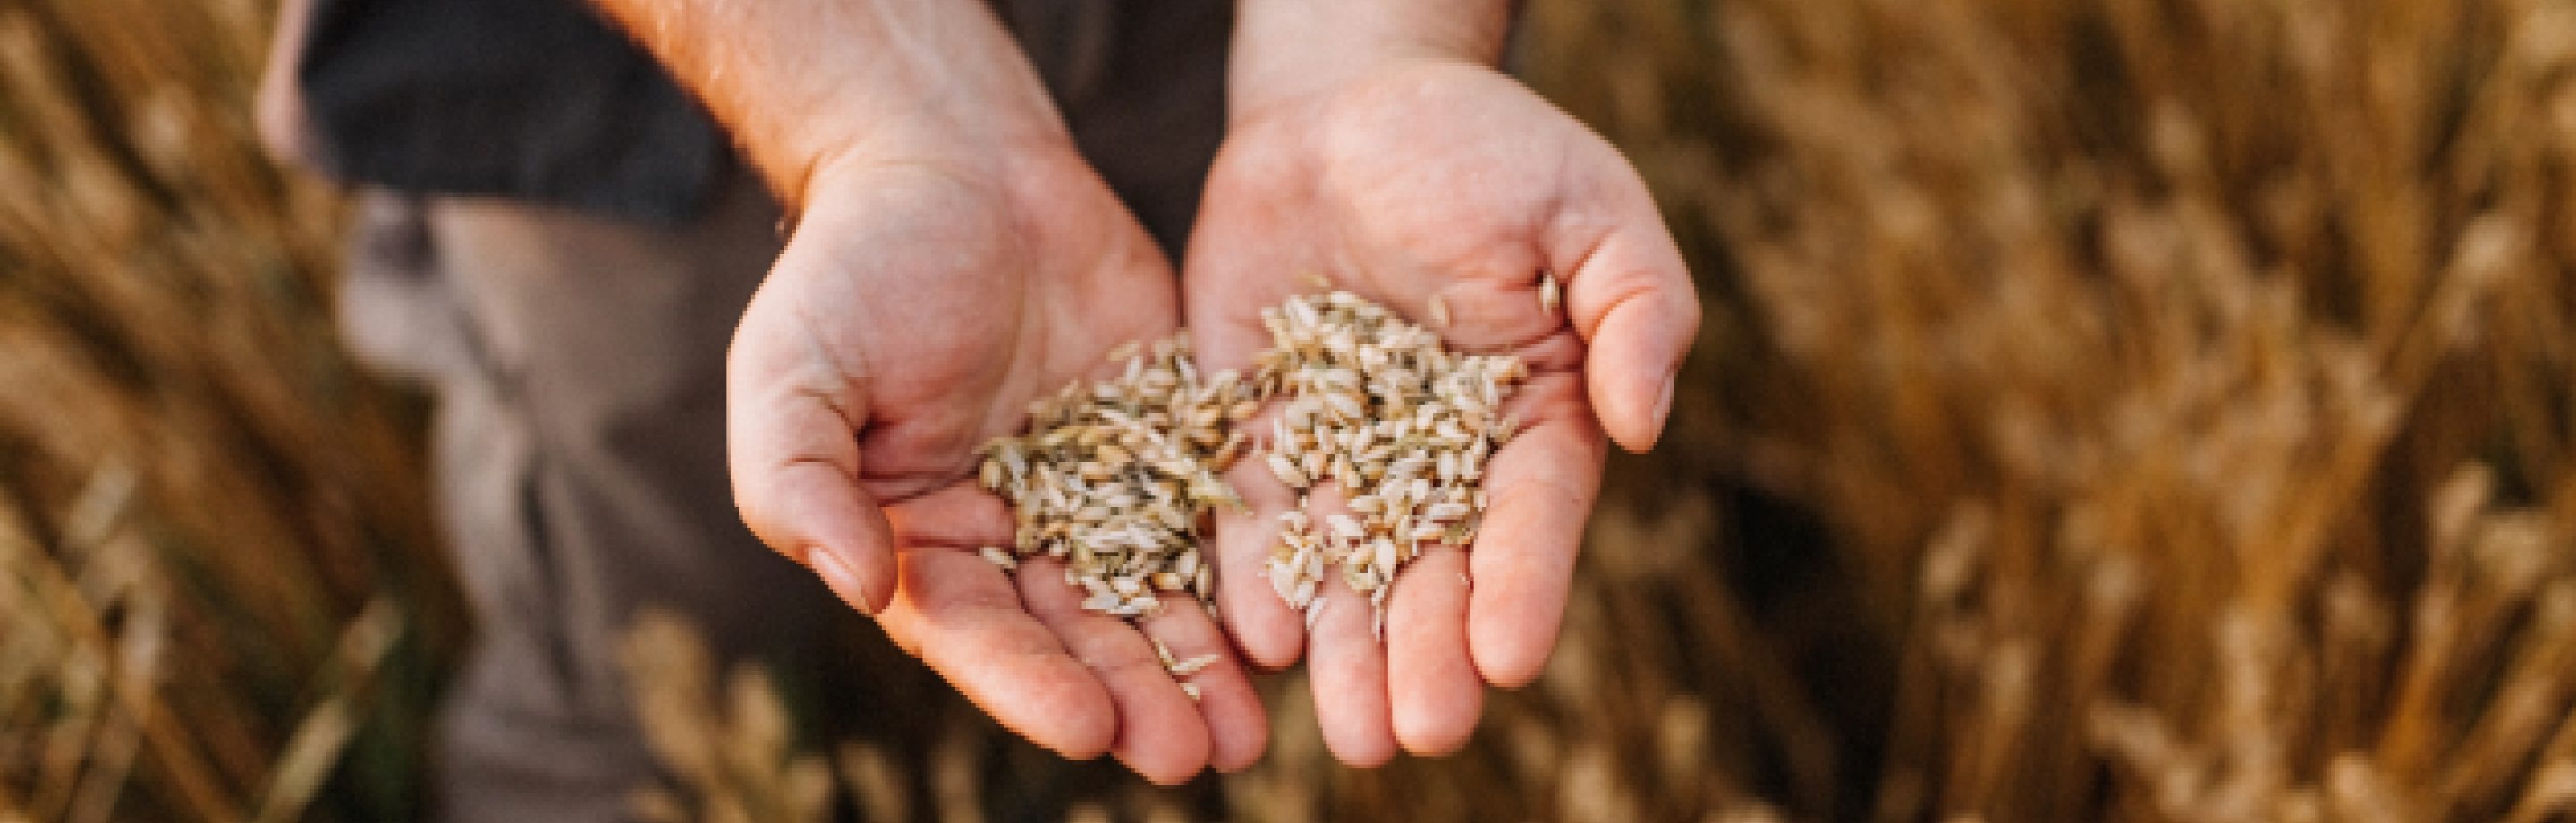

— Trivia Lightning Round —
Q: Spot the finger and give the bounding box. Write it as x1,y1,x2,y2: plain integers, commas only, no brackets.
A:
1283,483,1401,766
1548,157,1699,454
729,285,898,613
1182,160,1351,669
872,488,1116,760
1186,252,1314,667
1136,597,1270,772
1020,557,1213,785
1305,569,1399,767
1386,541,1480,756
1210,427,1310,668
1465,382,1606,688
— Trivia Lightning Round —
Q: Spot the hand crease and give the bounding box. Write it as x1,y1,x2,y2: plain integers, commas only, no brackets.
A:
791,300,869,433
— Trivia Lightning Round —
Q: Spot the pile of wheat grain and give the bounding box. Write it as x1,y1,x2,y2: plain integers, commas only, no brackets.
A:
978,291,1523,650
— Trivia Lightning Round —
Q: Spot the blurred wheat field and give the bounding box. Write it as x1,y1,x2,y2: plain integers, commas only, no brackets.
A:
9,0,2576,821
0,0,464,820
1523,0,2576,820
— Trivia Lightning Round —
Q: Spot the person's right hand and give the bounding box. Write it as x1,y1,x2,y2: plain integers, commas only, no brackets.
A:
588,0,1266,785
1181,0,1699,768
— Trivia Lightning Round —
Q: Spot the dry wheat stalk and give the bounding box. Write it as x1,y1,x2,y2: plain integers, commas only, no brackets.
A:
621,610,835,823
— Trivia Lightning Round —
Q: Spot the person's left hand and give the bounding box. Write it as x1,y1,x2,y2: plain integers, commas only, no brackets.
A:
658,0,1270,781
1182,56,1700,765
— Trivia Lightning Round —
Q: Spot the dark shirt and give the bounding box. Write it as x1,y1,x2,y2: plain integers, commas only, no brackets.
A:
283,0,1233,250
294,0,729,225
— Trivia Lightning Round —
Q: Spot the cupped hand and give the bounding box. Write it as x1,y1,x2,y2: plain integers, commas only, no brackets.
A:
726,142,1266,783
1184,58,1700,766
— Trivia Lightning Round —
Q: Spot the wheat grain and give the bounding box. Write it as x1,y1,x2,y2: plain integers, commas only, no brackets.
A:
980,334,1250,622
1254,292,1524,640
980,293,1519,646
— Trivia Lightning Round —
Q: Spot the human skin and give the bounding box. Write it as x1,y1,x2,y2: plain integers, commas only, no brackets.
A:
1188,0,1703,766
586,0,1266,784
589,0,1697,780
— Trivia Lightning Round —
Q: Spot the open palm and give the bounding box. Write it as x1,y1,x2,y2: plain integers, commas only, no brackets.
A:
1184,59,1699,765
728,145,1265,783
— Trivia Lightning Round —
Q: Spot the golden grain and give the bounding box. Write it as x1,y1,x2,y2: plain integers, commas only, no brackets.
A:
1252,293,1523,639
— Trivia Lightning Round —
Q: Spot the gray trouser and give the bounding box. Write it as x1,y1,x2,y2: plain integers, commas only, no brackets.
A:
334,3,1228,820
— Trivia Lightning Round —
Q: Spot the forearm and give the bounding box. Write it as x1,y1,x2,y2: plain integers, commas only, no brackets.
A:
254,0,319,167
1229,0,1513,118
588,0,1067,207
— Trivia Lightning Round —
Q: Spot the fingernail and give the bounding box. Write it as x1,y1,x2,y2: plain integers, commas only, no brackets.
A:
1651,376,1676,437
812,546,877,614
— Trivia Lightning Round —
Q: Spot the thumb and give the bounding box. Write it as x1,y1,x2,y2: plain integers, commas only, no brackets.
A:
1555,177,1699,454
727,280,900,614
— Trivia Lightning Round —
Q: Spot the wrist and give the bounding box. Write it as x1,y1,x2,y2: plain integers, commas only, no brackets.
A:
1228,0,1513,122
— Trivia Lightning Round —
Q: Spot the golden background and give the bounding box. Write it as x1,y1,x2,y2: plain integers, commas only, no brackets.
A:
5,0,2575,820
